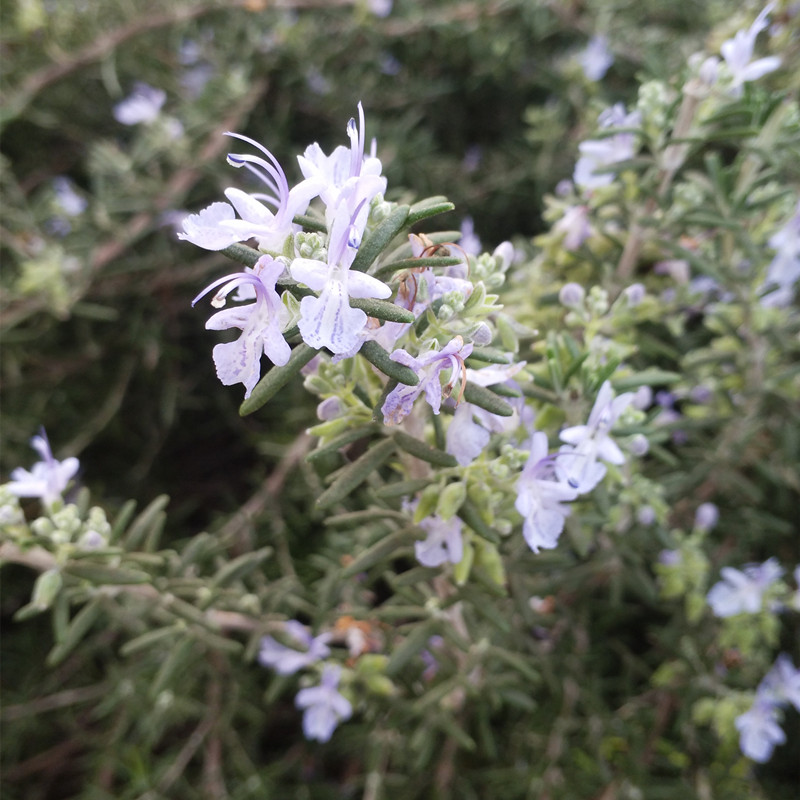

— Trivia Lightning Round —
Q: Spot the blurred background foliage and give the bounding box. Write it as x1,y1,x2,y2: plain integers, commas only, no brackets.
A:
2,1,799,799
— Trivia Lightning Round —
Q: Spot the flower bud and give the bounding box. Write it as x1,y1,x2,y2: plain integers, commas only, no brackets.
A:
559,282,585,308
694,502,719,532
31,568,63,610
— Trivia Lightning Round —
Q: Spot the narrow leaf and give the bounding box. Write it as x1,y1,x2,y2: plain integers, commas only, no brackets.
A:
462,383,514,417
392,431,457,467
306,424,381,463
458,500,500,545
240,343,318,416
211,547,273,589
47,598,104,666
386,619,441,677
372,255,463,280
341,527,419,577
350,297,415,323
466,347,511,365
316,438,397,510
360,340,419,385
406,198,456,227
351,205,410,273
220,242,262,269
120,624,186,657
64,563,150,585
373,478,432,499
124,495,170,550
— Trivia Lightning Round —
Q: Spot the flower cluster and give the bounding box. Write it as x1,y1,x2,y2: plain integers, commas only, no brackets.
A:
736,654,800,763
258,621,351,743
180,103,393,395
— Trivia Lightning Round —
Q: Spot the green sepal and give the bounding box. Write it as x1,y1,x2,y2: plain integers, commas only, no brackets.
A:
392,431,457,467
350,297,415,324
239,343,318,416
316,437,397,510
406,196,456,227
462,383,514,417
360,340,419,385
351,204,410,273
341,527,419,577
220,242,262,269
453,537,475,586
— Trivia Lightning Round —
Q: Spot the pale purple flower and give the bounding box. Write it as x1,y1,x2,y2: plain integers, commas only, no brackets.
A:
557,380,635,493
445,361,527,465
555,205,591,250
179,133,323,253
694,502,719,532
515,431,579,553
760,201,800,307
706,558,784,617
52,177,87,217
295,664,352,742
297,102,386,218
382,336,473,425
559,282,586,308
721,4,781,95
578,35,614,81
291,197,391,356
760,654,800,712
573,104,641,190
113,83,166,125
735,698,786,762
459,217,481,256
415,513,464,567
192,255,291,398
7,429,79,505
258,620,332,675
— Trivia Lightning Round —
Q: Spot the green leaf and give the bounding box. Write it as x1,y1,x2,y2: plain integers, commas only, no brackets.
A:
406,197,456,227
458,500,500,545
306,424,381,463
124,494,170,550
341,527,419,577
316,437,397,510
64,563,151,585
466,347,511,365
612,370,681,391
462,382,514,416
292,213,326,233
360,340,419,385
239,343,318,416
351,205,410,273
386,619,441,677
211,546,273,589
220,242,262,269
373,478,432,499
47,598,104,666
350,297,415,323
392,430,457,467
120,624,186,657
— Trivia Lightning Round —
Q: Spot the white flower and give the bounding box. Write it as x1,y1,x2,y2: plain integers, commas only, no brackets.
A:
557,380,635,493
295,665,352,742
720,4,781,95
6,430,79,505
706,558,783,617
735,699,785,763
113,83,165,125
578,35,614,81
258,621,332,675
515,431,579,553
573,104,641,190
